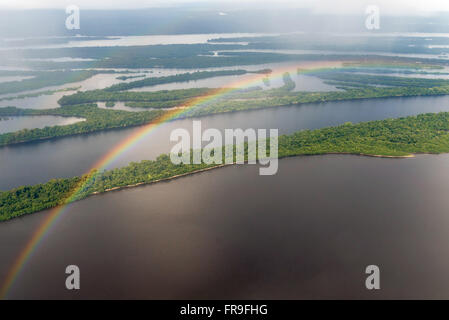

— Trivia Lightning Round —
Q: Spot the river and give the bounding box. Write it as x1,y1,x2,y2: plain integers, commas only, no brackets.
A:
2,154,449,298
2,95,449,190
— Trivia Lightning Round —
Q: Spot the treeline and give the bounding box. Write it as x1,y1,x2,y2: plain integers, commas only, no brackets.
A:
314,72,449,88
58,88,214,106
57,69,285,109
116,75,146,81
0,87,80,102
0,105,163,146
209,33,449,56
186,85,449,117
5,81,449,146
0,45,317,69
3,112,449,221
333,67,449,76
0,51,378,70
0,44,243,61
0,69,148,95
124,100,189,109
104,70,248,91
0,70,100,95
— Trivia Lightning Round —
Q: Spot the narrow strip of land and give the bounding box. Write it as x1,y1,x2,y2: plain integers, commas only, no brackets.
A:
3,73,449,146
2,111,449,221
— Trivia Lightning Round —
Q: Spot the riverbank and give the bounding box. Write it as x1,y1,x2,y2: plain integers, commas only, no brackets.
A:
3,74,449,147
91,163,232,195
2,111,449,221
81,152,416,199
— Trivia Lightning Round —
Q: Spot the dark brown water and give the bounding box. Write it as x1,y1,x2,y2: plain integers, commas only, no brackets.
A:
2,154,449,299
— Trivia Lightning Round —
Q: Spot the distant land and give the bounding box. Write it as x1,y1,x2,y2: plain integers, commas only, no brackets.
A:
2,8,449,37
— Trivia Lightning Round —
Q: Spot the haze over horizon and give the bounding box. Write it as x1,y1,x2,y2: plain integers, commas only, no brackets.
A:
1,0,449,16
2,0,449,38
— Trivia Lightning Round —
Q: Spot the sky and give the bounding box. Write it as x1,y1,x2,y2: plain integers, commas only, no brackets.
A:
1,0,449,15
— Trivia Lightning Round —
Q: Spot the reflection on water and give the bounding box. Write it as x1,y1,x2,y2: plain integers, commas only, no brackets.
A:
0,67,265,108
130,72,339,92
0,61,342,108
129,73,269,92
0,115,84,134
2,95,449,190
0,73,154,109
0,90,77,109
3,155,449,299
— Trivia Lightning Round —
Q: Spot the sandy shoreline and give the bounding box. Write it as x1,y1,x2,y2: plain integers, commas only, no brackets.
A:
0,151,424,222
89,151,416,197
91,163,232,195
329,152,415,159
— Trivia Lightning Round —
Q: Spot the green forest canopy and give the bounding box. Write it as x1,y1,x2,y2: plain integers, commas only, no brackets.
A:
2,111,449,221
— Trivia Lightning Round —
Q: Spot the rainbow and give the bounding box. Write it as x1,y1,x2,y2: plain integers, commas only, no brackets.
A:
0,60,345,298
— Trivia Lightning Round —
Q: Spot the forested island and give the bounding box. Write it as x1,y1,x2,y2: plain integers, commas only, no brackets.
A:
116,75,146,81
4,72,449,146
2,111,449,221
58,87,215,106
0,87,80,102
103,69,249,91
0,70,100,95
0,105,163,146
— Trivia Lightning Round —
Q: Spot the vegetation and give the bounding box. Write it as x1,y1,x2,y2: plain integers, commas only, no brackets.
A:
104,69,248,91
0,70,101,95
5,71,449,146
6,35,449,222
4,34,449,72
184,85,449,117
116,75,146,81
3,112,449,221
58,87,214,106
209,33,449,58
0,68,149,95
0,87,80,102
0,44,315,69
341,61,444,70
0,105,163,146
313,72,449,88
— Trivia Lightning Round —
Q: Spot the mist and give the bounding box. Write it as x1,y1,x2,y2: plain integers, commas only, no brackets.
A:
1,6,449,38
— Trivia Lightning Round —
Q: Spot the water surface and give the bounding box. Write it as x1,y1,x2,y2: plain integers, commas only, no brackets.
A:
2,155,449,299
0,33,270,50
2,95,449,190
0,115,84,134
129,73,338,92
